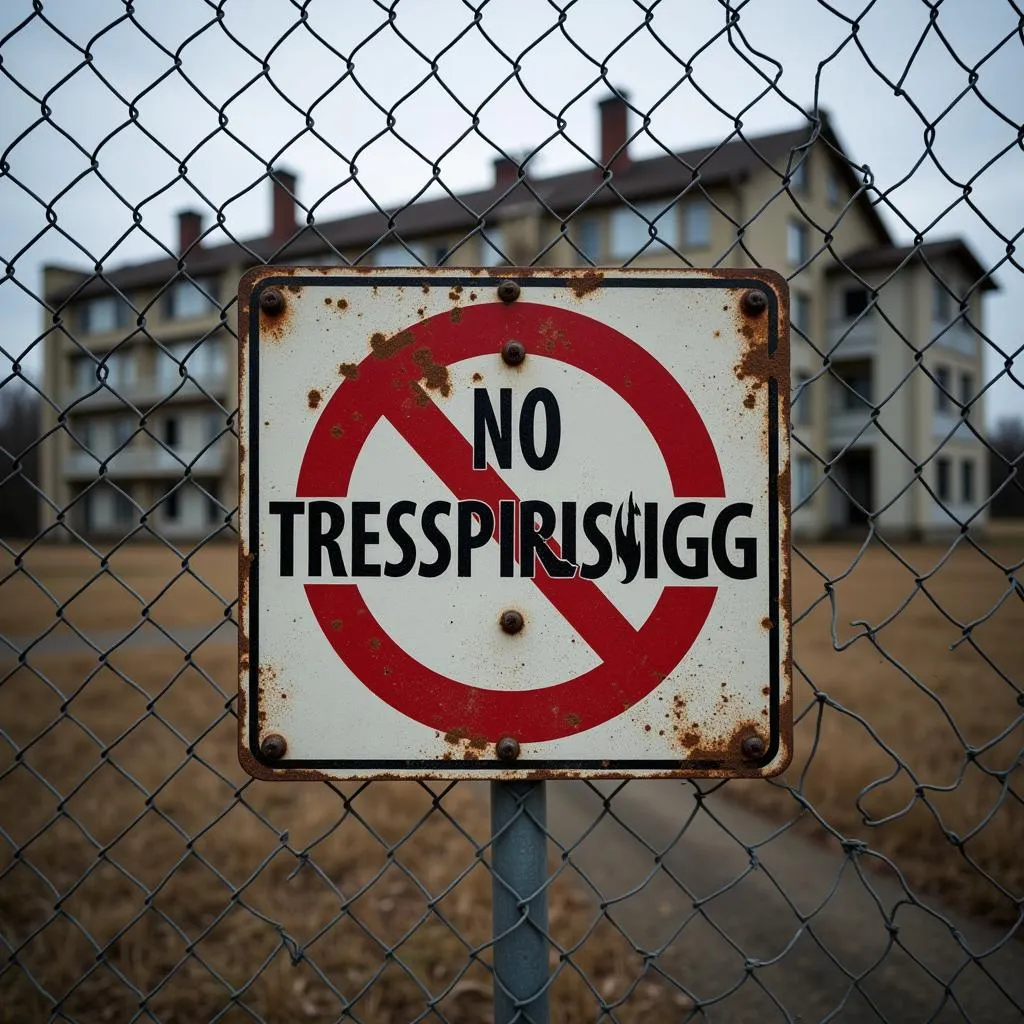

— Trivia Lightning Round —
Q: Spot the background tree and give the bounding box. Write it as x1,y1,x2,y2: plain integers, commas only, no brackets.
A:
987,416,1024,519
0,384,41,539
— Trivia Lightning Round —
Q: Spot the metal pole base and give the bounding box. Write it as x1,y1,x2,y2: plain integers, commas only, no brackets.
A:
490,780,551,1024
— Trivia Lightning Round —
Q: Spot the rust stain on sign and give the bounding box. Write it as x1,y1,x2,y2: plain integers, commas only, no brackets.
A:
370,328,416,359
412,347,451,397
307,388,322,409
568,269,603,298
338,362,359,381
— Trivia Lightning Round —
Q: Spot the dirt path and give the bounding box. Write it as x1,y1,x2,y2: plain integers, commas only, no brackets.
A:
544,781,1023,1022
0,618,236,662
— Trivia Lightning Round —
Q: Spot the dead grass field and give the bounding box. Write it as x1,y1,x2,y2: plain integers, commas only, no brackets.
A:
0,644,687,1022
1,533,1022,1019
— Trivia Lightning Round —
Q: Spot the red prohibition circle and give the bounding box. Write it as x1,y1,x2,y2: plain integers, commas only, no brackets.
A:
297,300,725,743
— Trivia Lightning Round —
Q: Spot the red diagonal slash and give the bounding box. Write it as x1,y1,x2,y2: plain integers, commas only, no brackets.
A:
297,301,724,741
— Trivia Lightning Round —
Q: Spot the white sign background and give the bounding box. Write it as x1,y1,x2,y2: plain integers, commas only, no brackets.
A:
239,268,790,779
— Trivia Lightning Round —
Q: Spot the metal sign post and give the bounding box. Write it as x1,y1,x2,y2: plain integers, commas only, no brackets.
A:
491,780,551,1024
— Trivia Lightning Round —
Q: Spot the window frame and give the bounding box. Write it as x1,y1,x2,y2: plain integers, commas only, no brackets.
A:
166,277,220,321
935,366,952,413
610,200,680,259
681,197,710,248
936,457,952,502
786,219,809,265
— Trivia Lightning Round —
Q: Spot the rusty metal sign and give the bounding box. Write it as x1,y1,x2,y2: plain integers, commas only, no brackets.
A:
237,268,791,780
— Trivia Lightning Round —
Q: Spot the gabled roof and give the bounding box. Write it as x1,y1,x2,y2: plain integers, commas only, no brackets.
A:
47,116,892,302
826,239,998,291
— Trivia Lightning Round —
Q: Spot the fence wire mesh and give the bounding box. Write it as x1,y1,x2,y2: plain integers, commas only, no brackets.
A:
1,1,1022,1021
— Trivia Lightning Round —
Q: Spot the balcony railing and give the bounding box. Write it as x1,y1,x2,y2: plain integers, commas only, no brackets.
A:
930,319,977,356
827,403,877,447
66,371,229,410
64,437,230,480
827,315,876,356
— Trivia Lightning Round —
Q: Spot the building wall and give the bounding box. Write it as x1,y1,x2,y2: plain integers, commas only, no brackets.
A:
40,147,991,543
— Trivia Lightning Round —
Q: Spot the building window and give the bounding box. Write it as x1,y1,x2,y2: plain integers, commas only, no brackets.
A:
158,342,190,387
932,278,952,322
163,416,179,448
74,358,98,390
835,360,872,409
80,296,129,334
843,288,870,318
786,220,809,265
206,481,222,525
795,456,814,505
935,457,951,502
935,366,951,412
370,241,425,267
76,418,93,450
793,293,811,334
113,414,134,447
480,227,506,267
205,411,223,442
113,485,134,526
790,158,808,195
610,200,679,258
105,349,136,389
792,371,812,425
166,277,219,320
164,487,180,522
574,217,601,264
961,460,975,504
959,372,974,409
682,198,710,247
826,168,841,208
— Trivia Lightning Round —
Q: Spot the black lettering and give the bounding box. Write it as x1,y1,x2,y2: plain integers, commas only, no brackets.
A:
663,502,707,579
644,501,659,578
580,502,612,580
351,501,381,577
519,500,575,578
384,501,417,578
519,387,561,470
499,500,516,578
419,500,452,577
458,500,495,576
269,500,304,576
307,500,346,577
712,502,757,579
473,388,512,470
560,501,577,567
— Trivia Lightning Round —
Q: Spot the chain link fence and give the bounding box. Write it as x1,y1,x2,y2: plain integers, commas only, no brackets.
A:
1,1,1022,1021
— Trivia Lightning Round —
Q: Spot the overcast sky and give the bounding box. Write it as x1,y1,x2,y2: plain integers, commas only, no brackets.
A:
0,0,1020,426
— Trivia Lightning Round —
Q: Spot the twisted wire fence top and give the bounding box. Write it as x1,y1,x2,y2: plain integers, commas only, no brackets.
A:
0,1,1022,1021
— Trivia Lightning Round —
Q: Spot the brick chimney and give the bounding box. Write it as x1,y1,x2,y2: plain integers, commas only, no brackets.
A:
270,168,298,242
599,92,631,174
493,155,518,189
177,210,203,255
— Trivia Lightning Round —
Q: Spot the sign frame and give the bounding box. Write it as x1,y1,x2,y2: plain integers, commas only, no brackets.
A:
238,267,791,781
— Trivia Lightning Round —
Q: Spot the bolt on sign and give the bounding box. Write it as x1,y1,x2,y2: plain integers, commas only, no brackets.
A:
238,268,792,780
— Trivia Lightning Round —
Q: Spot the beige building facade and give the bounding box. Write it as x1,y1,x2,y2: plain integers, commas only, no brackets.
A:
40,98,995,542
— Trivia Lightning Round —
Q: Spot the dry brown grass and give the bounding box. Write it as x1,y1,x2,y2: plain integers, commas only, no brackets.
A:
1,534,1021,1019
734,534,1024,923
0,646,688,1022
0,542,237,637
